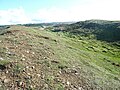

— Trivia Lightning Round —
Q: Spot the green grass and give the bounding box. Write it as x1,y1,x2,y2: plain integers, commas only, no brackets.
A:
13,64,24,74
0,60,10,66
47,30,120,88
0,26,120,89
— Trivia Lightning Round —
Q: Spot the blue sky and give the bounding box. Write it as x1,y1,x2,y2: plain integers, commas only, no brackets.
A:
0,0,120,25
0,0,87,13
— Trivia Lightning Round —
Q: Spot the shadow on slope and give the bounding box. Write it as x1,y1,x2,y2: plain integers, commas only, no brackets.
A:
54,20,120,42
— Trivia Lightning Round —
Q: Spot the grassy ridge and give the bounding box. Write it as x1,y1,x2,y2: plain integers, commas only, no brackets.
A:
0,25,120,89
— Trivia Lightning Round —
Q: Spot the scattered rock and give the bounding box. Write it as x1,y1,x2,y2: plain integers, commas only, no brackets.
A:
6,70,9,74
15,46,18,48
5,47,9,50
18,81,26,88
73,66,75,68
44,84,49,89
78,87,83,90
54,77,61,82
37,74,40,77
21,58,25,61
71,69,78,74
26,50,29,53
30,85,34,89
22,54,25,57
19,81,23,86
27,73,30,76
62,79,66,84
67,81,70,85
22,69,25,72
0,76,6,80
0,57,4,60
51,60,59,63
44,57,47,59
59,71,62,74
26,66,29,69
6,51,15,56
24,75,31,80
32,52,35,54
4,79,11,83
31,66,35,69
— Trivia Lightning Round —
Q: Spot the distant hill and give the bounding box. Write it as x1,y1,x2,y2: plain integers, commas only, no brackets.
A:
55,20,120,42
22,22,74,27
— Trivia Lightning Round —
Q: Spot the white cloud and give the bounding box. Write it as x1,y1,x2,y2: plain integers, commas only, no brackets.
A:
0,0,120,25
33,8,75,22
79,0,120,20
0,7,31,25
33,0,120,22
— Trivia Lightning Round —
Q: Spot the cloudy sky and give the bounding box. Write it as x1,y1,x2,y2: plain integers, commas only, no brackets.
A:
0,0,120,25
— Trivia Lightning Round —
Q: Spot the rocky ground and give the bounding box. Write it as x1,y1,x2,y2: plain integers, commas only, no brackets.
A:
0,26,120,90
0,26,89,90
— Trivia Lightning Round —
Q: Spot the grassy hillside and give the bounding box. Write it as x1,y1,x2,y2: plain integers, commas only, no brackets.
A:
56,20,120,42
0,25,120,90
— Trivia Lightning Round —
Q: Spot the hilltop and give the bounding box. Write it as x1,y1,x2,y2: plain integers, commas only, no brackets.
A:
0,20,120,90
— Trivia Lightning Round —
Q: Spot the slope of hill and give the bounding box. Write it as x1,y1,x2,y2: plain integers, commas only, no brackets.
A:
57,20,120,42
0,25,120,90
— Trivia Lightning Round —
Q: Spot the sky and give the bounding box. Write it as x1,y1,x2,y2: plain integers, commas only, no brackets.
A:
0,0,120,25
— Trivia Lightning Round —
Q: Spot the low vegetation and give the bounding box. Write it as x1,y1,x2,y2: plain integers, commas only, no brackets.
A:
0,20,120,89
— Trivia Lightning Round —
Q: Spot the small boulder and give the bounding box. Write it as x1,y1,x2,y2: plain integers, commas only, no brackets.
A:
3,79,11,83
0,76,6,80
0,57,3,60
